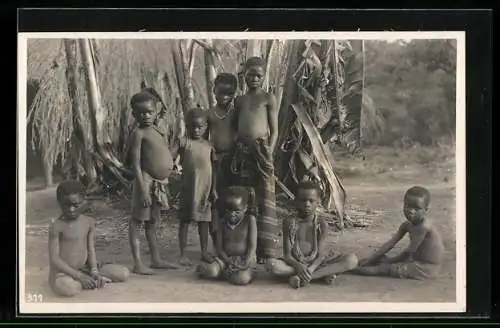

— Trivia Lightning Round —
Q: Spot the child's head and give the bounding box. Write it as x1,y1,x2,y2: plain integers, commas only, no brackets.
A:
244,56,266,90
56,180,86,220
130,91,159,127
403,186,431,224
295,181,321,218
185,107,208,139
221,186,251,225
214,73,238,106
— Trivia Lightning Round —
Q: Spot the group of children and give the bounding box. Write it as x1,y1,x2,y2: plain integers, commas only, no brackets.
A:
47,57,446,297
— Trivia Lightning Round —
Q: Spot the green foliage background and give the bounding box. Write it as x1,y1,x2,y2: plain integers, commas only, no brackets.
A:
362,39,457,146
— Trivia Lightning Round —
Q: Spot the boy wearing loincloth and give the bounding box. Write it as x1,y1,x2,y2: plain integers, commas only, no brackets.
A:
266,181,358,289
232,56,279,263
48,181,129,297
129,91,179,274
352,186,445,280
172,108,217,266
196,186,257,285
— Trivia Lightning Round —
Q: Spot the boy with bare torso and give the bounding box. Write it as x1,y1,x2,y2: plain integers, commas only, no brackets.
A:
129,91,179,274
172,108,217,266
266,182,358,288
196,186,257,285
48,181,129,297
232,56,279,263
352,186,445,280
208,73,239,193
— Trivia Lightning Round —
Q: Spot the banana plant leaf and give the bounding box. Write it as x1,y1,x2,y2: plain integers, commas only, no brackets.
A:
291,103,346,221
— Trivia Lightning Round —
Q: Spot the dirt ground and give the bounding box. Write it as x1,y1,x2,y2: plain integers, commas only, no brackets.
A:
22,147,457,303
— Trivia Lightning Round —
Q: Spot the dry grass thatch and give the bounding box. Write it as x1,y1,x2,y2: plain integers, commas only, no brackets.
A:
27,39,211,167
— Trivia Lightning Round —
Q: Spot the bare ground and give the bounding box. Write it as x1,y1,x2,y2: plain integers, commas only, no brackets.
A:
22,147,457,303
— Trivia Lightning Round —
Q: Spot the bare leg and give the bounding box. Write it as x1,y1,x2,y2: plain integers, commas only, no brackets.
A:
264,259,304,288
178,222,192,266
196,260,222,279
351,264,393,276
50,275,82,297
198,222,214,263
265,258,295,277
311,253,359,280
228,269,254,286
129,218,153,275
100,264,130,282
146,205,175,268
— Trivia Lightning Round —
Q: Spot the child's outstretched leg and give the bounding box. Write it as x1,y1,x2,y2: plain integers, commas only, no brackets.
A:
198,221,214,263
265,258,305,289
129,218,153,275
310,253,359,284
178,221,193,267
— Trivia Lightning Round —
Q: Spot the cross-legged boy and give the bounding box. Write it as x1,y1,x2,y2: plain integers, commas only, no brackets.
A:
48,181,129,297
196,186,257,285
265,181,358,288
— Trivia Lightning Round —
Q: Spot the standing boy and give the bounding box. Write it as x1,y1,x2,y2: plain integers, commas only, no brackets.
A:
129,91,179,274
208,73,239,194
232,56,280,263
265,181,358,289
172,108,217,266
353,186,445,280
49,181,129,297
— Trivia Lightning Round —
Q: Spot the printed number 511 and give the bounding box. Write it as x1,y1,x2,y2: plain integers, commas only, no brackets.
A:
27,293,44,303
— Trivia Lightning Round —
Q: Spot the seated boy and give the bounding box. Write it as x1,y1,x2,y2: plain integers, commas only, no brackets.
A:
48,181,129,297
265,181,358,289
196,186,257,286
352,186,445,280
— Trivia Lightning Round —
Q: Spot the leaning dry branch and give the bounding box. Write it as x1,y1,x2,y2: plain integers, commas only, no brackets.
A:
79,38,131,186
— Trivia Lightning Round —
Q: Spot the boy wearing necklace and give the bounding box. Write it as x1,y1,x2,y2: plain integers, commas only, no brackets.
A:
208,73,239,192
265,181,358,289
196,186,257,285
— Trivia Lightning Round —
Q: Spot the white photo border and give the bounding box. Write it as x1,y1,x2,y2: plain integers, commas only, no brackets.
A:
17,31,466,314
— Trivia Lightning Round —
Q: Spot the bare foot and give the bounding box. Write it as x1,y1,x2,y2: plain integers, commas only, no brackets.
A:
323,274,337,285
200,252,214,263
150,260,181,270
179,256,193,267
288,275,301,289
133,263,154,275
257,257,266,265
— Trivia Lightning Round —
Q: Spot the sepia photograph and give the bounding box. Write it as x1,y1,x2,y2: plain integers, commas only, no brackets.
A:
18,31,465,314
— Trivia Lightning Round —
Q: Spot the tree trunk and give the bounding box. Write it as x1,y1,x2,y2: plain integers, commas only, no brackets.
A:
63,39,97,186
78,38,131,186
172,40,196,112
41,150,53,188
203,40,217,109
